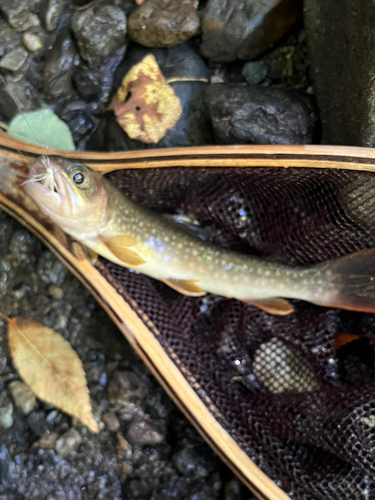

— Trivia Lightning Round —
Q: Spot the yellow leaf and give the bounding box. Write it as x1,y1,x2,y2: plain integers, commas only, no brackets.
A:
108,54,183,144
5,314,99,433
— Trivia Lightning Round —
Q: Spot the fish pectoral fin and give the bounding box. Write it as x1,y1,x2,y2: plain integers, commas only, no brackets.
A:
161,278,206,297
101,235,145,267
245,297,294,316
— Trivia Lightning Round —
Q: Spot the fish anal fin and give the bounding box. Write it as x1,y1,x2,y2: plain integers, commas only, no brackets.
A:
335,333,362,350
244,297,294,316
101,235,145,267
161,278,206,297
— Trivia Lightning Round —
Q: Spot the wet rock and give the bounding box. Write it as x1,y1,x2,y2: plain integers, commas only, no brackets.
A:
72,5,127,68
0,0,32,30
0,445,15,485
126,420,164,445
242,61,267,85
205,83,316,145
304,0,375,146
58,100,95,147
22,32,43,52
0,19,20,58
39,0,68,32
8,381,36,415
0,391,14,429
74,69,102,97
44,284,63,299
27,411,48,436
36,431,59,449
128,0,200,48
37,251,68,286
55,428,82,456
44,30,77,99
102,411,120,432
108,371,144,405
0,80,33,120
200,0,302,62
0,47,29,73
87,42,213,150
173,447,210,478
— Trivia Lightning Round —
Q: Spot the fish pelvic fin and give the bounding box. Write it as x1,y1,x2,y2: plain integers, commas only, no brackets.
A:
244,297,294,315
101,234,145,267
313,247,375,313
161,278,206,297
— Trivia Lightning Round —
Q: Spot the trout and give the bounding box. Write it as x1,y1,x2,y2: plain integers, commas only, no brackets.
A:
24,157,375,316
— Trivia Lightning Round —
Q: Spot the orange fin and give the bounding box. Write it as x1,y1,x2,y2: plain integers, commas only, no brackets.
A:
161,278,206,297
245,297,294,316
335,333,362,350
101,235,145,267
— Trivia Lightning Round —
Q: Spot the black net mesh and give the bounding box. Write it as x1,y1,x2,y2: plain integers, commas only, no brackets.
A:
97,166,375,499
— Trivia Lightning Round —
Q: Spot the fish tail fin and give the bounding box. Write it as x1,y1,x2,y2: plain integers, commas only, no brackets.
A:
313,248,375,313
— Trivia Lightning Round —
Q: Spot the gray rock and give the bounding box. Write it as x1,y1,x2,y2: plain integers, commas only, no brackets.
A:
0,80,33,120
8,381,36,415
128,0,200,48
37,251,68,286
242,61,267,85
0,19,20,58
0,392,14,429
126,420,164,445
72,5,126,68
44,30,77,99
0,0,32,30
27,411,48,436
0,47,29,73
55,428,82,456
304,0,375,146
0,445,15,485
205,83,316,145
173,447,209,478
200,0,302,62
39,0,68,32
102,411,121,432
22,32,43,52
108,371,144,405
74,69,102,97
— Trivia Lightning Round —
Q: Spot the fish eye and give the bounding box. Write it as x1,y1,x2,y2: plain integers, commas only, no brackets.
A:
68,164,91,189
73,172,84,185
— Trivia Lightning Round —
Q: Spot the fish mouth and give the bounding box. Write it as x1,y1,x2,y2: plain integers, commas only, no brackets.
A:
25,157,66,208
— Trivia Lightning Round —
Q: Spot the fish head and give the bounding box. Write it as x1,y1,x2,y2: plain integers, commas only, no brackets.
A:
24,156,109,234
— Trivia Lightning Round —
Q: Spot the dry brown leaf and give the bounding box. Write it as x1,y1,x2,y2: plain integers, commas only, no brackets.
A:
108,54,183,144
3,313,99,433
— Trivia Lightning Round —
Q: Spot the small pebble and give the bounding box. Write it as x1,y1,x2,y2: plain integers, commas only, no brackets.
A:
0,47,29,73
126,420,164,446
40,0,68,32
117,433,130,450
8,381,36,415
242,61,268,85
37,251,67,286
173,447,209,478
102,411,120,432
55,428,82,456
45,284,64,299
0,391,14,429
121,462,133,476
108,371,144,405
22,32,43,52
27,411,48,436
37,431,59,449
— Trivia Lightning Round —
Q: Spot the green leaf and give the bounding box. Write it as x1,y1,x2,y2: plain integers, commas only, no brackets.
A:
8,108,75,151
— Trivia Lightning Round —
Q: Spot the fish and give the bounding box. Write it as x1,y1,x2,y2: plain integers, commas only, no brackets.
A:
24,156,375,316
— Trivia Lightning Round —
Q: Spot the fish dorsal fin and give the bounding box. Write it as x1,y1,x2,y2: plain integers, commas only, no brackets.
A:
246,298,294,316
101,234,145,267
161,278,206,297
